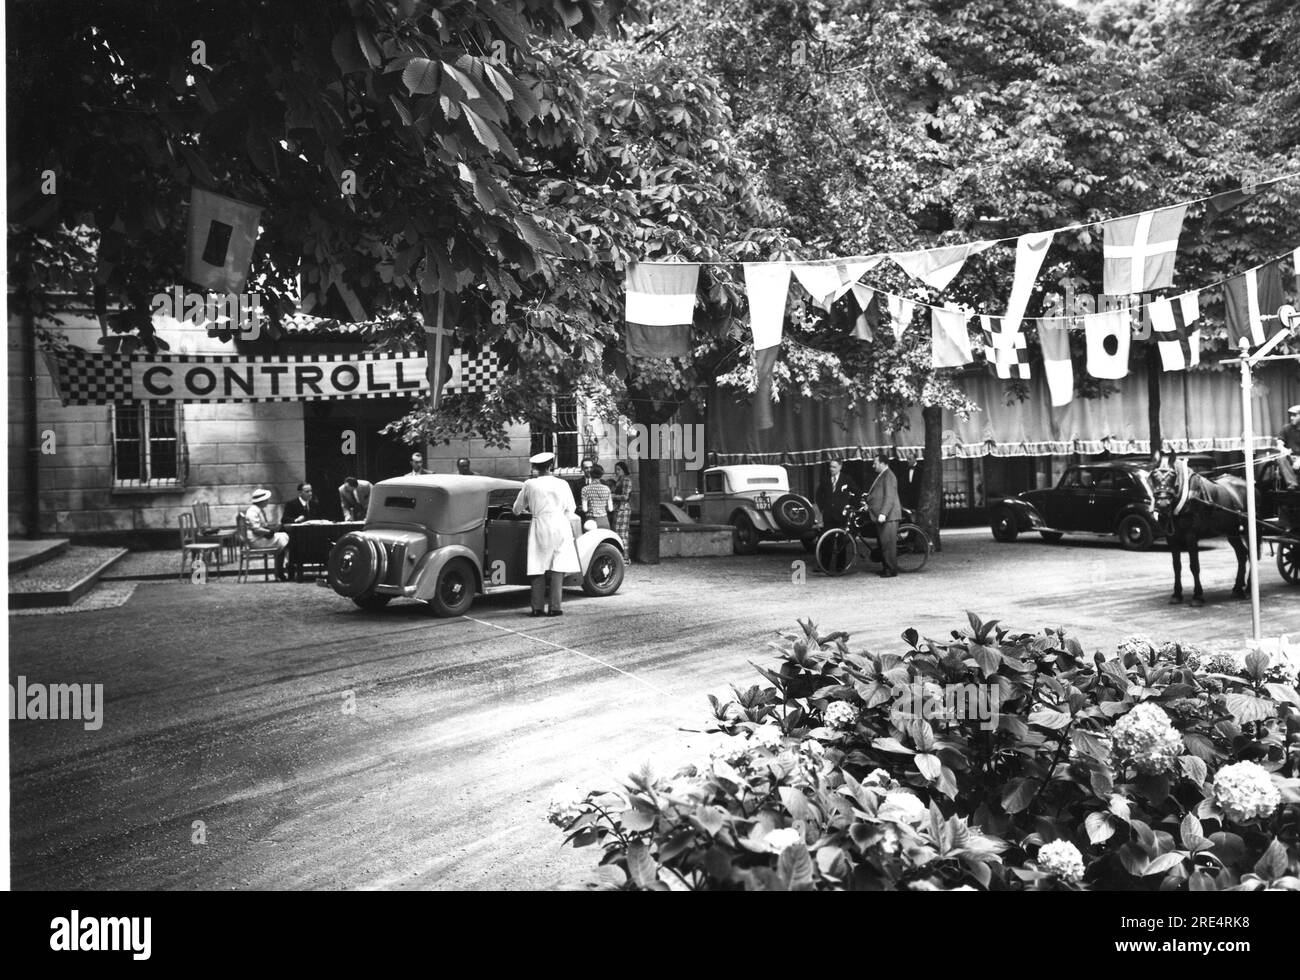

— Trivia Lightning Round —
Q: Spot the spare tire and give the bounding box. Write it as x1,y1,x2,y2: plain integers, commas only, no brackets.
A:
772,494,816,534
328,532,386,597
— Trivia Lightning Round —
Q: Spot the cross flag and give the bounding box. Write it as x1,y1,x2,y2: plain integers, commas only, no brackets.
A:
980,315,1031,379
1223,261,1284,349
1102,204,1188,295
1148,291,1202,371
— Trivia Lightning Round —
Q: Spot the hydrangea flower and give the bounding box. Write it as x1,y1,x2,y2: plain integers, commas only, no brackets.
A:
1117,635,1155,660
753,725,785,751
1205,653,1242,676
764,827,803,853
864,768,893,788
545,783,588,828
1264,657,1299,688
1154,640,1201,670
710,734,751,768
824,700,858,730
1037,840,1085,882
1111,702,1183,774
1212,761,1282,823
881,791,928,825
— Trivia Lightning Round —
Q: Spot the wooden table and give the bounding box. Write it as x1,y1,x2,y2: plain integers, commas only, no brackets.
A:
283,521,364,582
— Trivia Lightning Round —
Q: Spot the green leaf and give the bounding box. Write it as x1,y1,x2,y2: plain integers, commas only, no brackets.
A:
1223,693,1274,724
1001,777,1036,814
1085,811,1116,844
972,642,1001,677
1182,732,1219,762
1178,754,1208,785
1244,649,1270,681
1029,708,1071,730
779,787,821,825
1188,870,1218,891
779,842,816,891
872,736,915,755
620,806,655,832
463,105,499,153
915,752,942,780
1254,838,1287,880
1143,852,1186,876
1118,844,1150,876
402,58,439,95
1089,768,1114,798
442,61,482,101
626,841,657,889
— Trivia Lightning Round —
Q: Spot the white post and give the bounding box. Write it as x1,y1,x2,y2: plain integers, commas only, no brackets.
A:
1238,339,1261,640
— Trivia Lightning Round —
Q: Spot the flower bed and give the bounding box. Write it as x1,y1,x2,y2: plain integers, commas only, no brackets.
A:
549,616,1300,891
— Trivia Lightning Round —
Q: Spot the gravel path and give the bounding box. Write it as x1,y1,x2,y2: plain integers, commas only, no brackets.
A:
7,547,126,592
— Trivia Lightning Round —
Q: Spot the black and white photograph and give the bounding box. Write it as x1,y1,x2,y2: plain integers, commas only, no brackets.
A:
4,0,1299,937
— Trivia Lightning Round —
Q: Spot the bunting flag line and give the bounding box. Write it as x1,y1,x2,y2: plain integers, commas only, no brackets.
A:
1004,232,1054,334
1037,318,1075,407
1223,261,1284,349
791,264,844,312
624,261,699,358
1149,291,1202,371
753,344,780,432
1102,204,1188,295
1084,308,1132,379
889,241,996,292
185,188,262,294
980,315,1031,379
849,284,877,341
886,294,918,342
931,305,973,368
828,258,886,303
744,263,791,351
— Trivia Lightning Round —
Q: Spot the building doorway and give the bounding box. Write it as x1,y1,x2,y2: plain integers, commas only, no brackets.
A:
303,400,418,520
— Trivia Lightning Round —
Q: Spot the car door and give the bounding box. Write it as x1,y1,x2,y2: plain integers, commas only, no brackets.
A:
1087,469,1128,533
702,470,727,524
1043,468,1087,529
484,489,531,585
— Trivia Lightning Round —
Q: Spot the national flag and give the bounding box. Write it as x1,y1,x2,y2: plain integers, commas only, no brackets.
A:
185,188,262,293
1004,232,1054,333
744,263,791,351
624,262,700,358
753,344,780,432
1224,261,1284,349
931,305,973,368
1102,204,1188,295
1037,318,1075,407
980,315,1031,379
1148,291,1202,371
889,241,996,292
886,294,918,342
1083,308,1132,379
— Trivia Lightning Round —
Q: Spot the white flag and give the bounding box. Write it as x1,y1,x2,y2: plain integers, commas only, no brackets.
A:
931,305,973,367
791,264,842,312
744,264,791,350
1084,308,1131,379
886,294,918,342
1004,232,1054,334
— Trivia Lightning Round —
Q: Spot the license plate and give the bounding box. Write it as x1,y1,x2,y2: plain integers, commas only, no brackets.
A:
754,493,771,511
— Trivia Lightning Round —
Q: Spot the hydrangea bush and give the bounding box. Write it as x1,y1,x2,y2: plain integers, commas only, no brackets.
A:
549,615,1300,891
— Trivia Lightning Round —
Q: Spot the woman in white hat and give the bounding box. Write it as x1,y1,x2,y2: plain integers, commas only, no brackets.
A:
244,488,290,581
512,452,580,616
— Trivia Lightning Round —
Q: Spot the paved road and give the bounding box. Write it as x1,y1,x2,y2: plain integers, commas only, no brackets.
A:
9,533,1298,890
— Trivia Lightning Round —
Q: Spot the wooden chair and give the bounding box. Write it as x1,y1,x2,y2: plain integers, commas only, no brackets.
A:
193,502,241,564
236,513,280,583
179,512,224,581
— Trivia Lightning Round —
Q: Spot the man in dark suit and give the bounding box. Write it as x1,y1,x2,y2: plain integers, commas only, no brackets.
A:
865,453,902,577
280,482,321,525
816,458,858,529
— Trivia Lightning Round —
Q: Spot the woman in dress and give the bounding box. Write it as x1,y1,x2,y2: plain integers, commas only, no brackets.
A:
580,463,614,529
611,461,633,551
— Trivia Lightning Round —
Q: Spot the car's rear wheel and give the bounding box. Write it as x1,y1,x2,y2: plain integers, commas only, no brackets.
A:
732,516,760,555
582,543,625,596
1039,531,1064,543
772,494,816,535
328,533,386,597
428,558,476,616
1118,514,1154,551
352,593,392,611
991,510,1019,542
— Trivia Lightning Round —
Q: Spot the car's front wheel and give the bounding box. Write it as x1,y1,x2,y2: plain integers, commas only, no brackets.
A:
428,558,477,616
732,516,760,555
1117,514,1155,551
991,510,1019,542
582,543,625,596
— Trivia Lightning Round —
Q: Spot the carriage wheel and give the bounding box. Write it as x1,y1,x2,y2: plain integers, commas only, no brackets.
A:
1278,542,1300,585
896,523,931,573
815,528,857,576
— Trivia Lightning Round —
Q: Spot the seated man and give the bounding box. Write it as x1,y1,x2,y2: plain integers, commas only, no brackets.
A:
1278,404,1300,489
338,476,372,522
244,488,289,581
280,483,321,524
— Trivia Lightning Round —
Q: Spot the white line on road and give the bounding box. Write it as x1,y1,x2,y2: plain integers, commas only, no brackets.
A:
461,615,677,698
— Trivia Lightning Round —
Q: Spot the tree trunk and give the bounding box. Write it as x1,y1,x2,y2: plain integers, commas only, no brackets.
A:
1145,344,1162,457
637,455,661,564
917,405,944,553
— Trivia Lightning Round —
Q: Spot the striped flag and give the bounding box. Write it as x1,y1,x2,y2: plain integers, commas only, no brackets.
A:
624,262,700,358
1102,204,1188,295
1083,308,1131,379
1037,318,1074,407
931,305,973,368
980,315,1031,379
1148,291,1202,371
1224,261,1284,349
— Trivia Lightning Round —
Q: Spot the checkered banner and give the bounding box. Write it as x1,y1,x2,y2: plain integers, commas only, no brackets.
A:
45,350,429,405
45,347,507,405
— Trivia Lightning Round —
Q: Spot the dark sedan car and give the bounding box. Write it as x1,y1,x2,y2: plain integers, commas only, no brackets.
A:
990,461,1161,550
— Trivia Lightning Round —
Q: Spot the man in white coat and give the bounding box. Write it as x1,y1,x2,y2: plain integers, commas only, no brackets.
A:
513,452,581,616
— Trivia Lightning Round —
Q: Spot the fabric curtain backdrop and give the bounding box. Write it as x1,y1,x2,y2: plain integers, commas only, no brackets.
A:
709,363,1299,463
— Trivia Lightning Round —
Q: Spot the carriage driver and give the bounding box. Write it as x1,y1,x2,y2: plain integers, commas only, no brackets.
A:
1277,404,1300,490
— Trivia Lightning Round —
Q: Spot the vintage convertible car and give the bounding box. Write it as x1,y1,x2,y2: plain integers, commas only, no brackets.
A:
989,461,1162,551
326,475,626,615
683,464,819,554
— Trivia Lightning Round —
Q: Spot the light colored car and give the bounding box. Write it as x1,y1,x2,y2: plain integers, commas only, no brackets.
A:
326,475,626,615
683,464,819,554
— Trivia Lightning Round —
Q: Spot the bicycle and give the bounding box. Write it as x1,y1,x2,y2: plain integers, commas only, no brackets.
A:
813,502,932,576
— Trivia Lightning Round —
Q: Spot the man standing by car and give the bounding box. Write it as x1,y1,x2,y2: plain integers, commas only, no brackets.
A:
513,452,581,617
408,452,428,476
816,458,858,529
866,453,901,577
338,476,372,522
